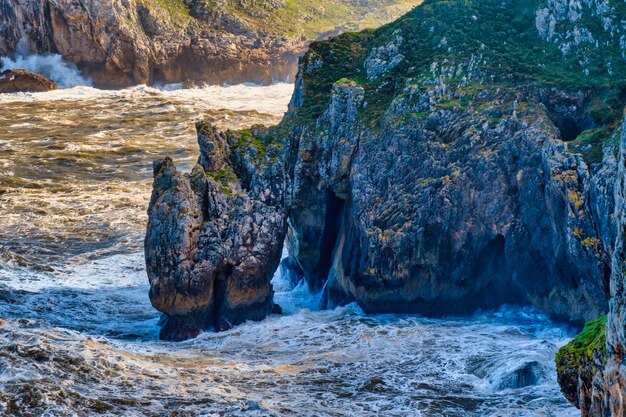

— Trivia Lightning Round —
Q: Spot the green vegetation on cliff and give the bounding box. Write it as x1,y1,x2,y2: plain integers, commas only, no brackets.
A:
293,0,626,152
137,0,191,23
556,316,607,375
136,0,421,38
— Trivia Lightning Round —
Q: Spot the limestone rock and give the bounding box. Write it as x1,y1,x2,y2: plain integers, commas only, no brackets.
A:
273,0,623,327
285,84,611,322
591,119,626,416
364,33,405,81
145,123,286,340
0,0,414,87
146,0,626,344
558,316,612,415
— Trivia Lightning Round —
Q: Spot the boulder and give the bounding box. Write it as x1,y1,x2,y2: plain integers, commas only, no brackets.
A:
0,69,58,93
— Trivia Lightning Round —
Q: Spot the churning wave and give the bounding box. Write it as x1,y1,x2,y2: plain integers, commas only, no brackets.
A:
0,249,580,417
0,53,92,88
0,80,579,416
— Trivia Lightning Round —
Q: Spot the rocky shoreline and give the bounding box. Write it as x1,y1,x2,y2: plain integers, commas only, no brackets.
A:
556,122,626,416
142,0,626,414
0,0,418,88
145,124,287,340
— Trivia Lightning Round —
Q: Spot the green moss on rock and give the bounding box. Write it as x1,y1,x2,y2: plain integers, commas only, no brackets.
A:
297,30,373,120
231,129,268,157
136,0,421,40
556,316,607,375
293,0,626,133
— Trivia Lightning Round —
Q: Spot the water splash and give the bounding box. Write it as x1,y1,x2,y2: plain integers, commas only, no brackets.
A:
0,83,579,416
0,53,92,88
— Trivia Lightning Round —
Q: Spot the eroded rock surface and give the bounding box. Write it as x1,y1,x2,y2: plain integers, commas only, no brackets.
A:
145,123,286,340
578,121,626,416
556,316,609,415
147,0,626,341
284,80,612,322
0,0,417,87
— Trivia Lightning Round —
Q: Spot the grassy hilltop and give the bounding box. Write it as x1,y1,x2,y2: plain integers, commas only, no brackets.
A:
136,0,423,38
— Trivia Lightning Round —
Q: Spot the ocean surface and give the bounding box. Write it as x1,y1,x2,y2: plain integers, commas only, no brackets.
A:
0,57,578,416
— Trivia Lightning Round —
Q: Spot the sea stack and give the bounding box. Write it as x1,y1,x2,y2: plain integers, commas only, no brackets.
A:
145,123,286,341
147,0,626,341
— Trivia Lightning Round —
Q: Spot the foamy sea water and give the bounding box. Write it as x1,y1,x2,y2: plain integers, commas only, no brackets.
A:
0,77,578,416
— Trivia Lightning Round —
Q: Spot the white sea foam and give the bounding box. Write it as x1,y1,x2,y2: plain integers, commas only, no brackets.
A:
0,82,295,116
0,53,92,88
0,243,580,416
0,80,580,416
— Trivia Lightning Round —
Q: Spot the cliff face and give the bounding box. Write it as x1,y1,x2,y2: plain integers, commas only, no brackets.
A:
591,119,626,416
146,0,626,342
278,0,626,322
556,315,609,414
282,85,618,323
284,84,610,321
0,0,419,87
603,120,626,416
555,121,626,417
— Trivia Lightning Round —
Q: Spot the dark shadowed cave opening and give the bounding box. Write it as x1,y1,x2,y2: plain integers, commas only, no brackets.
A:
539,92,596,142
309,191,346,291
466,234,528,310
152,68,166,85
553,116,583,142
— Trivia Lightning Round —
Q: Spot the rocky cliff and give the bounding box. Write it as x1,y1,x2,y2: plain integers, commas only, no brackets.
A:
0,0,419,87
146,0,626,344
602,118,626,416
555,120,626,416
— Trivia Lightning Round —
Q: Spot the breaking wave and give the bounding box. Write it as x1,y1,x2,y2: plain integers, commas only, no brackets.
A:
0,53,92,88
0,82,579,416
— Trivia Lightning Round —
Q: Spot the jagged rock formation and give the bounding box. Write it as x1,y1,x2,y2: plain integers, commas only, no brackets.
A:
555,120,626,416
535,0,626,74
282,82,617,322
145,123,286,340
602,120,626,416
147,0,626,341
275,0,626,323
0,68,57,92
0,0,419,87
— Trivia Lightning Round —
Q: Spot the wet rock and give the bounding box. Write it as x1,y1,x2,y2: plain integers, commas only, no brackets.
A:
145,123,286,340
0,0,301,87
272,0,623,325
146,0,626,342
283,81,610,322
492,361,544,391
0,69,57,93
